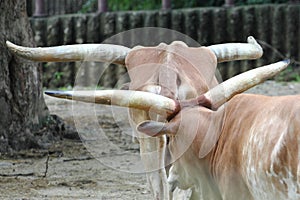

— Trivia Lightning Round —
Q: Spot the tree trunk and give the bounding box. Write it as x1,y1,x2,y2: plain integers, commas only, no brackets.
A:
0,0,63,154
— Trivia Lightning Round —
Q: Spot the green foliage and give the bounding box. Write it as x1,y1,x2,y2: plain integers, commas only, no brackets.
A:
109,0,161,11
173,0,228,7
80,0,290,12
276,65,300,82
289,71,300,83
235,0,289,5
80,0,97,13
54,71,64,81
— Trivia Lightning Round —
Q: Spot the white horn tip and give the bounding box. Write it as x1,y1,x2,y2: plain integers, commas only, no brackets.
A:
247,36,257,44
247,36,261,47
6,41,16,50
282,59,290,65
247,36,263,58
6,41,25,53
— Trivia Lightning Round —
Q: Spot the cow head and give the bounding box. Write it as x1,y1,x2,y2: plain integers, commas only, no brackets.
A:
125,41,218,99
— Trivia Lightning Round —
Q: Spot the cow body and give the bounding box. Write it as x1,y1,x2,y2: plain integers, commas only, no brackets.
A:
126,43,298,199
167,94,300,199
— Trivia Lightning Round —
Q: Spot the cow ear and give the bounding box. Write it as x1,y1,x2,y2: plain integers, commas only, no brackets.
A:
197,109,224,158
137,120,178,137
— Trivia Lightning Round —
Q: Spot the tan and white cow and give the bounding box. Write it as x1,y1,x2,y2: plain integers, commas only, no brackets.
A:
6,37,298,200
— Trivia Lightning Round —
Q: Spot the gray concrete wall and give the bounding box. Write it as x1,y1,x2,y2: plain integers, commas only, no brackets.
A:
29,4,300,88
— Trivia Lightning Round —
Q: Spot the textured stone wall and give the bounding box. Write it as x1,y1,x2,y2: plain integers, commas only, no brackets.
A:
29,4,300,88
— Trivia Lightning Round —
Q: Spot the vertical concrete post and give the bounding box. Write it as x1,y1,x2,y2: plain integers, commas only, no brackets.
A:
224,0,234,7
33,0,47,17
162,0,171,10
98,0,108,13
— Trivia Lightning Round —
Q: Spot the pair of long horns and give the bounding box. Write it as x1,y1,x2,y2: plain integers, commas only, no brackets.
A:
6,36,262,64
44,60,289,118
6,38,288,117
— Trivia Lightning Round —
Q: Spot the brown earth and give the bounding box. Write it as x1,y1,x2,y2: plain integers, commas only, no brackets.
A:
1,81,300,200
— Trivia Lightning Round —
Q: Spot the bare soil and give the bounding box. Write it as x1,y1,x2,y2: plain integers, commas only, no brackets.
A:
1,81,300,200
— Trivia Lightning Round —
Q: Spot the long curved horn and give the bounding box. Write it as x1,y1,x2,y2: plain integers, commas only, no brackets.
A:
45,90,179,117
6,41,130,65
203,60,290,109
208,36,263,63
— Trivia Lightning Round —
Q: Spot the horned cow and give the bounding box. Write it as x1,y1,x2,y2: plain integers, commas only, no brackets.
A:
7,35,298,199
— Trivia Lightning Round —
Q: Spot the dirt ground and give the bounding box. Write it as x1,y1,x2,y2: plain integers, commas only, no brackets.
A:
1,81,300,200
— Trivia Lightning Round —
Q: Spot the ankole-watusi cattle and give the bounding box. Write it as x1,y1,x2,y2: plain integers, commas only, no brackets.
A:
6,36,299,200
